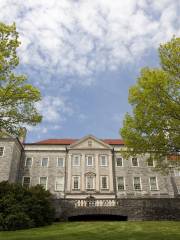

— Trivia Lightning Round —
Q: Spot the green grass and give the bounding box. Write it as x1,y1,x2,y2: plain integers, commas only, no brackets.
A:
0,221,180,240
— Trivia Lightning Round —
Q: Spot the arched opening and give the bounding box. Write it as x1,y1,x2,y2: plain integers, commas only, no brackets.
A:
68,214,128,221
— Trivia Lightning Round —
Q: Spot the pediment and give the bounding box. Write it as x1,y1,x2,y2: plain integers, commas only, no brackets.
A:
85,172,96,176
67,135,112,150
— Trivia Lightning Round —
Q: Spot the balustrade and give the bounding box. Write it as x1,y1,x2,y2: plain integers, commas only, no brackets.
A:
66,198,119,208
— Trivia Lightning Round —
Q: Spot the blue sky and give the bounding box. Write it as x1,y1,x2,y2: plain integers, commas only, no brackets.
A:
0,0,179,142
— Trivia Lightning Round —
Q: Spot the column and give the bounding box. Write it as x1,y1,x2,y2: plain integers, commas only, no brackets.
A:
66,153,72,192
95,154,100,191
81,154,85,192
109,153,113,192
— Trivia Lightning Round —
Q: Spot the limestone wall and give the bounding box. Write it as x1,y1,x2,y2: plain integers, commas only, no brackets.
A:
0,138,22,183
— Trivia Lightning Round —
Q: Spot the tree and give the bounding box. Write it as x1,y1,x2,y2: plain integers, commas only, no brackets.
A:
120,37,180,171
0,181,55,231
0,22,42,137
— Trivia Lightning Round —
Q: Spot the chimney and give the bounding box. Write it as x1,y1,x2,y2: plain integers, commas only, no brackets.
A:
18,127,27,143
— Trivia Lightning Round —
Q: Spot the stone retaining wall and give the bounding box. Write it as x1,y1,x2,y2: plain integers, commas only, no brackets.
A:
52,198,180,221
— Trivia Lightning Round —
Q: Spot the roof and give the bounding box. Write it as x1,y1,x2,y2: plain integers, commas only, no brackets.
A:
26,138,124,145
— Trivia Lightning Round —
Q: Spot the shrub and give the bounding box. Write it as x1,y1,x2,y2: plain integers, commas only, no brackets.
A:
3,212,34,231
0,181,55,230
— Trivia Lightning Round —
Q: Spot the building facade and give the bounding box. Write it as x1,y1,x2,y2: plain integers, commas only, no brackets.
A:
0,135,179,200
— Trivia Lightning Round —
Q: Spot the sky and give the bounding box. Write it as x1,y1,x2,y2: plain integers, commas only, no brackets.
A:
0,0,179,142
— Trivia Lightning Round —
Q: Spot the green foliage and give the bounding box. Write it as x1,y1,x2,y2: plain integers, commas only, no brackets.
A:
27,185,55,227
0,181,55,231
120,37,180,171
0,22,42,137
3,213,33,231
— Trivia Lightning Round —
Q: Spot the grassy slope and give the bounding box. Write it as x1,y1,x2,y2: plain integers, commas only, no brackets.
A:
0,221,180,240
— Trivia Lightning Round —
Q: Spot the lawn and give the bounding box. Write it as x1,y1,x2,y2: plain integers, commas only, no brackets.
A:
0,221,180,240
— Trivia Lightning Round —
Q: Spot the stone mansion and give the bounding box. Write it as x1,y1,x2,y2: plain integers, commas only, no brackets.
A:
0,134,180,200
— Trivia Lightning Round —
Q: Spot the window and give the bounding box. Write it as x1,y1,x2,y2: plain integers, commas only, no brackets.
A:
40,177,47,190
86,176,95,190
55,177,64,191
116,157,123,167
22,177,30,188
72,176,80,190
149,177,158,191
147,158,154,167
101,176,108,189
133,177,141,190
86,155,93,166
72,155,80,166
25,157,32,167
41,157,48,167
117,177,125,191
132,157,138,167
57,157,64,167
0,147,4,157
100,155,108,166
174,170,180,176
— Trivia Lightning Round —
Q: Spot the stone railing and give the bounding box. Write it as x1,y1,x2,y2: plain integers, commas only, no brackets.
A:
67,198,118,208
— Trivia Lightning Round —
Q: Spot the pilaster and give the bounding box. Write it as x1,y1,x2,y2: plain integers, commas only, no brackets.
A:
66,153,72,192
109,153,113,192
81,154,85,191
95,154,100,191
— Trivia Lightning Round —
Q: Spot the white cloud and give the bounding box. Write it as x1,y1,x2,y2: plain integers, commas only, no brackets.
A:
0,0,179,83
0,0,179,135
36,96,73,123
25,95,73,134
